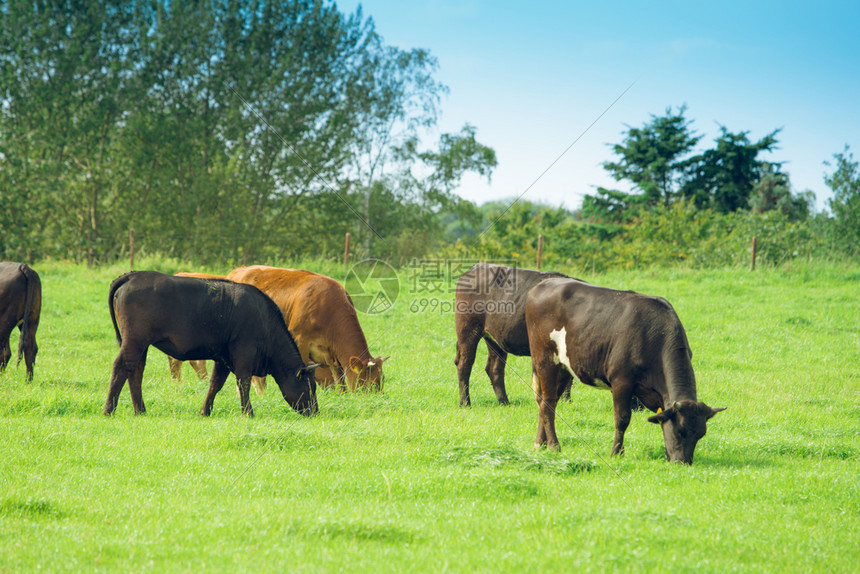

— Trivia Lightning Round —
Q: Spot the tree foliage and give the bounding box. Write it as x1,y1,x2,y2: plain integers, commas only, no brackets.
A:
680,127,783,213
582,106,700,221
581,106,809,224
0,0,494,264
824,145,860,257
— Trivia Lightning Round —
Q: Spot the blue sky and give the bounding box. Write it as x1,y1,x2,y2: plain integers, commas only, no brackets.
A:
337,0,860,212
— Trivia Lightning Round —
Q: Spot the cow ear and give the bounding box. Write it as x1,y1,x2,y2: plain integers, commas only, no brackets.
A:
297,363,320,378
348,356,363,374
706,405,727,419
647,407,676,424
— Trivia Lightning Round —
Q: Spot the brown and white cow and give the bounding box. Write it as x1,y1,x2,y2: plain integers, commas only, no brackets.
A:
525,277,725,464
0,262,41,382
227,265,388,392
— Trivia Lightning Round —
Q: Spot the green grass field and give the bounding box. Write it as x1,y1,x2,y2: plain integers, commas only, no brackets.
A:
1,260,857,572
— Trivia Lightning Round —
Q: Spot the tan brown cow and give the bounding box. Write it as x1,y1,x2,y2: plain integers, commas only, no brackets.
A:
227,265,387,392
0,262,41,381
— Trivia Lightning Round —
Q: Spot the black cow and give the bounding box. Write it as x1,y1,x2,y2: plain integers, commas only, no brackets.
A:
104,271,319,417
0,262,41,382
454,263,567,406
525,277,725,464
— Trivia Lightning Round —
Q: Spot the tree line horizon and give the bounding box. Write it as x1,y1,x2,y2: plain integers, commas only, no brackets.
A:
1,1,857,269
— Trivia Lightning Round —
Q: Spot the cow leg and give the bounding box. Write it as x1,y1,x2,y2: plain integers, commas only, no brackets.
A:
105,344,146,415
543,365,571,450
127,348,148,415
454,327,482,407
610,381,634,456
533,361,564,450
168,357,182,381
532,369,548,449
251,375,266,396
18,324,38,382
0,330,11,373
560,378,572,402
484,340,510,405
200,362,230,416
190,360,209,381
235,376,254,417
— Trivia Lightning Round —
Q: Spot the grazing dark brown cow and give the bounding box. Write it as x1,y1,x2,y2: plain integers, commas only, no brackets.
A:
525,277,725,464
0,262,41,382
227,266,387,392
104,271,318,417
454,263,567,406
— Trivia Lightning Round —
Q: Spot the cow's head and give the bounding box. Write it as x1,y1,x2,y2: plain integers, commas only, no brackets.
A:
279,362,320,416
348,355,389,392
647,400,726,464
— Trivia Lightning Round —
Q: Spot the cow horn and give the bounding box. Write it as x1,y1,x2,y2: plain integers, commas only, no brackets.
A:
379,356,391,362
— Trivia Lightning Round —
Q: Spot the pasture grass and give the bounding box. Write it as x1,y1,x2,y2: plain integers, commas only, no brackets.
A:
0,259,858,572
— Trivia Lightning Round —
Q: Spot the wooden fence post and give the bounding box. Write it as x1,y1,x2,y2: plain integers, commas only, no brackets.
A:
536,235,543,270
129,228,135,270
750,236,758,271
344,232,351,269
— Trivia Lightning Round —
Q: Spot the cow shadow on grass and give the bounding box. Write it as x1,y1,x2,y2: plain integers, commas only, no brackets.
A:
468,395,534,408
634,443,774,468
692,455,773,468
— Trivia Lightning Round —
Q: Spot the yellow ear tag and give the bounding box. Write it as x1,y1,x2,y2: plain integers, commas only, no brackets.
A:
352,365,362,374
657,407,663,414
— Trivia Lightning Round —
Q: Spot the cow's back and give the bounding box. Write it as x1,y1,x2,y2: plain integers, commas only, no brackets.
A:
0,263,28,322
227,265,346,325
455,263,567,355
0,262,40,327
527,277,690,382
111,272,271,359
227,266,363,361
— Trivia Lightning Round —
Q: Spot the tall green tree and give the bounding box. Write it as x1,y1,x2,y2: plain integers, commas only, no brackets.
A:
824,145,860,257
2,0,483,264
357,124,497,261
680,127,782,213
582,106,700,222
345,36,447,255
748,164,811,221
0,1,139,262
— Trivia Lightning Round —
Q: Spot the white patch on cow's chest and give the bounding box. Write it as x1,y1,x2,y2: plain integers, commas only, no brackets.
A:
549,327,610,391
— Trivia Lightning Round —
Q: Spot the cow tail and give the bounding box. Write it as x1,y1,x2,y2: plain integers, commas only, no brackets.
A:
16,265,41,366
108,273,133,346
